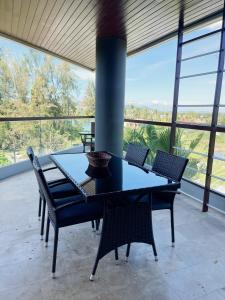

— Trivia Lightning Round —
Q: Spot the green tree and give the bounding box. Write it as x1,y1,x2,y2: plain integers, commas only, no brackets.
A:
79,81,95,115
0,48,81,165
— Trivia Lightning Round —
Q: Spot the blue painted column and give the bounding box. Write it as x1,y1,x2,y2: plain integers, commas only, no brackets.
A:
95,37,126,156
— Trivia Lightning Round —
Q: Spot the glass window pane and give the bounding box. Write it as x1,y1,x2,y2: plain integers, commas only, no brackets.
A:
219,77,225,104
211,133,225,194
125,39,176,122
177,106,212,124
218,106,225,126
178,74,216,105
213,132,225,177
174,129,209,185
182,32,221,59
181,52,219,77
212,160,225,178
183,19,222,42
211,177,225,194
0,119,92,167
124,123,171,164
0,36,94,118
214,133,225,159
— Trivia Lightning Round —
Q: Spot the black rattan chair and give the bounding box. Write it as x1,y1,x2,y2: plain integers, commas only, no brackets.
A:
125,143,149,166
27,147,69,218
125,150,188,260
151,150,188,246
80,122,95,152
27,147,82,238
32,156,104,277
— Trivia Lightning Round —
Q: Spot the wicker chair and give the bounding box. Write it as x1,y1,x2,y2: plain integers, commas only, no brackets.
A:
27,147,82,238
80,122,95,153
151,150,188,246
126,150,188,259
125,143,149,166
32,156,104,277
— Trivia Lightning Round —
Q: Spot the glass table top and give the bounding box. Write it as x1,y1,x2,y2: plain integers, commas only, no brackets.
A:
51,153,179,198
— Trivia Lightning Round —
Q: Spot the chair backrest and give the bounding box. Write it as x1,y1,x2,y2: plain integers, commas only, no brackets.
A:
125,143,149,166
152,150,188,182
32,156,57,222
27,146,35,163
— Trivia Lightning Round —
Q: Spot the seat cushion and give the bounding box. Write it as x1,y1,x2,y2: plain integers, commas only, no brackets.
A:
152,198,172,210
53,194,84,207
57,199,103,228
128,192,173,210
152,191,174,210
49,182,80,198
48,178,69,186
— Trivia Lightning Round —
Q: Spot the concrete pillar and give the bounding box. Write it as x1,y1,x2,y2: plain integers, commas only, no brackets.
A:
95,37,126,156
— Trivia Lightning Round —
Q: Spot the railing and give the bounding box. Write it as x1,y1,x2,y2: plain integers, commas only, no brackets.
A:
0,116,224,205
0,116,94,167
124,119,225,200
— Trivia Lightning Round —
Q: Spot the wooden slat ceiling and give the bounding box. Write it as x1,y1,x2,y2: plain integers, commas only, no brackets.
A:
0,0,223,71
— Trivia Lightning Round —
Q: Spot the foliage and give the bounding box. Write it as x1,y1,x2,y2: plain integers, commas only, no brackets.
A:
0,48,92,164
79,81,95,116
0,152,9,166
124,124,203,179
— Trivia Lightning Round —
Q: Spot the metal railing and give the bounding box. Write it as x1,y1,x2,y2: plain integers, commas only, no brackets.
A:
0,115,94,166
124,118,225,202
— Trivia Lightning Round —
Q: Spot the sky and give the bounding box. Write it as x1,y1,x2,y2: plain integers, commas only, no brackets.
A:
0,19,224,111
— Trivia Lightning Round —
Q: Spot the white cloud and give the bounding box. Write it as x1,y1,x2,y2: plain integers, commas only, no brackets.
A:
205,20,222,30
126,99,150,106
151,99,159,104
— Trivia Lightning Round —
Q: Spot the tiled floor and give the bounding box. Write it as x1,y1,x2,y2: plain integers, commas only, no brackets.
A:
1,169,225,300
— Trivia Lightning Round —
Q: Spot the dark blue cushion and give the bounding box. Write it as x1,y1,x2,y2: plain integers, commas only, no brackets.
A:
57,199,103,227
152,191,175,210
152,198,172,210
128,192,174,210
48,178,68,186
49,182,80,198
54,194,84,207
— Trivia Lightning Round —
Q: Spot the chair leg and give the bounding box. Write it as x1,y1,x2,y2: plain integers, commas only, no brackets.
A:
170,208,175,247
90,256,100,281
152,240,158,261
40,200,46,239
95,219,100,232
52,228,59,278
38,195,42,220
115,248,119,264
125,243,131,262
45,216,50,247
91,220,95,232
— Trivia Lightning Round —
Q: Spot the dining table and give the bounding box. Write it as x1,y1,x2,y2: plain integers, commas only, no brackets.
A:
50,152,180,278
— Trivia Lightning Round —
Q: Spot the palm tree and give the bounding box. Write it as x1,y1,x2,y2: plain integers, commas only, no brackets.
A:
123,124,204,179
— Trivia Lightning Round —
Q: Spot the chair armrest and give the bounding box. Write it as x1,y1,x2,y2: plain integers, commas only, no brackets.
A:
55,199,84,211
43,166,58,172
